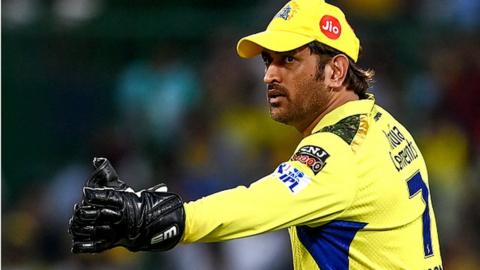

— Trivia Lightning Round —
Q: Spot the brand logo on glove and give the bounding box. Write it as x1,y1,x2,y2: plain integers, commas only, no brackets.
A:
291,145,330,175
151,225,178,245
276,163,311,194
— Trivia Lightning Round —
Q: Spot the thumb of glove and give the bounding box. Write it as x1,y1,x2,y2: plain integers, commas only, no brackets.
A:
86,157,130,190
146,183,168,192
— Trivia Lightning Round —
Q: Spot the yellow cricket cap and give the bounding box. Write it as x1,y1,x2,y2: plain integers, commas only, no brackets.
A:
237,0,360,62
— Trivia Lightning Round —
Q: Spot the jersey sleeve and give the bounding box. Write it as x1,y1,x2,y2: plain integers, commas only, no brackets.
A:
181,132,358,243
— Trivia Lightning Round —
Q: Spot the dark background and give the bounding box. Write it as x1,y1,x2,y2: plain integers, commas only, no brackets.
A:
3,0,480,269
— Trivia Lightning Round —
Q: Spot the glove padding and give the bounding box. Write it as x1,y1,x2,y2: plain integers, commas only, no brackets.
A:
70,187,185,253
69,157,184,253
68,157,130,245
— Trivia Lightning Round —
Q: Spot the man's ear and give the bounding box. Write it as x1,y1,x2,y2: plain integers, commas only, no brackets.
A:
325,54,349,89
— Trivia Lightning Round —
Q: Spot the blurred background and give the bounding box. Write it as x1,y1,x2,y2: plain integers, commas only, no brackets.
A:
2,0,480,269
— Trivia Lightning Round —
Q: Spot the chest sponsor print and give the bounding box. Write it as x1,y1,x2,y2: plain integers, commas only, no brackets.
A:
291,145,330,175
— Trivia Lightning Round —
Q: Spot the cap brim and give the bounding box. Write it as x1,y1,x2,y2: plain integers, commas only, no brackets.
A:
237,30,314,58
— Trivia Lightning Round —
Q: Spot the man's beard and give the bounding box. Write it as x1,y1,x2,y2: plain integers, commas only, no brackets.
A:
268,81,330,130
269,99,318,126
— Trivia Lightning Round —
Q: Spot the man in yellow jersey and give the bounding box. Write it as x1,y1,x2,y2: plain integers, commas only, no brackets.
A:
69,0,444,269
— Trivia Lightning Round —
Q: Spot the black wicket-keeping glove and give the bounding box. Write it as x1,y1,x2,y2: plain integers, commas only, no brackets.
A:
68,157,130,245
85,157,130,190
68,157,185,253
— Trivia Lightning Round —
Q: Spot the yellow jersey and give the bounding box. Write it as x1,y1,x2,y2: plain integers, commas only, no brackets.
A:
181,95,443,270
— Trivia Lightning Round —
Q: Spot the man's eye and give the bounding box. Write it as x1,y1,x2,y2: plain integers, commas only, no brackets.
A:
284,56,295,63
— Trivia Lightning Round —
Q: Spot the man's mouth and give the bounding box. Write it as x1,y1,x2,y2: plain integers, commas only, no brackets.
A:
267,85,287,105
268,95,286,105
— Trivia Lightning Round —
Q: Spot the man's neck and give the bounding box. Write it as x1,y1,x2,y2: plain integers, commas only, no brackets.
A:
300,91,359,137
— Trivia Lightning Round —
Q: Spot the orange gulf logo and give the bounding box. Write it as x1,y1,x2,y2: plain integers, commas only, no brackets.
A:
320,15,341,40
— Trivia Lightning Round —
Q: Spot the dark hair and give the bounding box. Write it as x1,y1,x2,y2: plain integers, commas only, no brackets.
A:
307,41,374,99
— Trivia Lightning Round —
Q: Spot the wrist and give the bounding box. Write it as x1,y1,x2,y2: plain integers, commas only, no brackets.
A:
128,191,185,251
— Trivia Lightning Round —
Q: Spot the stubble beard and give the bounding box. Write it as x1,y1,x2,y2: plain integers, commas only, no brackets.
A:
269,80,330,129
269,101,305,125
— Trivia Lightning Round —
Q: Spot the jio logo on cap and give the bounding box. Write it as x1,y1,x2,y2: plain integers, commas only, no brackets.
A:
320,15,341,39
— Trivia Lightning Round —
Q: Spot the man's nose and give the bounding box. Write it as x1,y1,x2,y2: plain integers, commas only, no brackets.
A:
263,64,281,84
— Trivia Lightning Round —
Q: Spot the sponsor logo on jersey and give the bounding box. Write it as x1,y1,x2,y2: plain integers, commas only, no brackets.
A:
320,15,341,39
275,163,311,194
383,125,419,172
291,145,330,175
151,225,178,245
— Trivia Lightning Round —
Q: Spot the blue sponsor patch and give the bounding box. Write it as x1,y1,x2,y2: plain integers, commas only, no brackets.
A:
275,163,311,194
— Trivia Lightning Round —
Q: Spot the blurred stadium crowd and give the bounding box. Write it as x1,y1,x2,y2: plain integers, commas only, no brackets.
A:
2,0,480,269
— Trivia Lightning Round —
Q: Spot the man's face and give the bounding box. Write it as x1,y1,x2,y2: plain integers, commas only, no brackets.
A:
262,46,331,131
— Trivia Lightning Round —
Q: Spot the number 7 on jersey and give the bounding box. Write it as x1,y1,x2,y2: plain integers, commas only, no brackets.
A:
407,171,433,257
